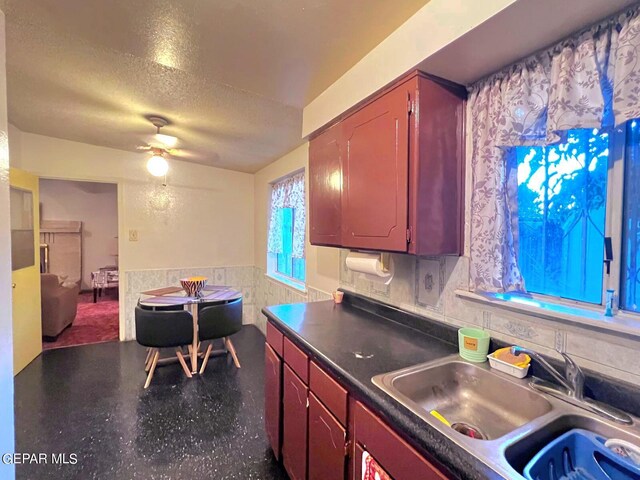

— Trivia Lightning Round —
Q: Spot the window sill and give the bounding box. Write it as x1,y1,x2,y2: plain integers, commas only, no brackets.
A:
265,272,307,294
455,289,640,340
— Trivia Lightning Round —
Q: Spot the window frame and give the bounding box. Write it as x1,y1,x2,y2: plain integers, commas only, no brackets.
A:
514,124,637,315
266,170,307,292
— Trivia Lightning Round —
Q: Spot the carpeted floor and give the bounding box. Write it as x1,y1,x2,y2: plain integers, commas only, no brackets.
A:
42,291,119,350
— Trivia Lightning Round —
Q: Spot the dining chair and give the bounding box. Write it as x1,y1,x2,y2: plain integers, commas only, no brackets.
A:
135,306,194,388
197,298,243,374
138,301,186,369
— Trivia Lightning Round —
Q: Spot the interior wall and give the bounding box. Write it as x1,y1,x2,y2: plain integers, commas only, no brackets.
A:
39,179,118,290
0,10,16,480
253,142,340,294
12,127,255,272
11,126,255,339
302,0,516,136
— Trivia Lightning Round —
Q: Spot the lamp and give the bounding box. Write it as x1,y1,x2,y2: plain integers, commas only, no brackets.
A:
147,153,169,177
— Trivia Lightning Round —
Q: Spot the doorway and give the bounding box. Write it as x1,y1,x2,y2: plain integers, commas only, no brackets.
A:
38,179,119,350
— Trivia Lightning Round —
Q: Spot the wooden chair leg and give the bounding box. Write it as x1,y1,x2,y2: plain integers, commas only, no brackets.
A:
199,343,214,374
144,348,152,370
176,349,193,378
144,347,155,372
225,337,241,368
144,349,160,389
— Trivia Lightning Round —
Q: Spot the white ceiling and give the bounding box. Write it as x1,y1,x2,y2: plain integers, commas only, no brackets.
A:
4,0,430,173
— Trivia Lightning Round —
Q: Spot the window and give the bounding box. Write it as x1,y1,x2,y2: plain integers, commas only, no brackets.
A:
267,172,306,286
515,123,640,313
622,121,640,313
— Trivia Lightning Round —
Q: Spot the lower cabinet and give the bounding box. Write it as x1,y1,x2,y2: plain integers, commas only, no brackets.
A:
282,364,309,480
265,320,450,480
352,400,449,480
308,393,347,480
264,343,282,460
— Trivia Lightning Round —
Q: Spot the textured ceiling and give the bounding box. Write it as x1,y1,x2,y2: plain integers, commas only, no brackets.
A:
4,0,430,173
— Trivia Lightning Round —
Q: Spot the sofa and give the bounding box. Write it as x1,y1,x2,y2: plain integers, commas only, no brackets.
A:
41,273,80,338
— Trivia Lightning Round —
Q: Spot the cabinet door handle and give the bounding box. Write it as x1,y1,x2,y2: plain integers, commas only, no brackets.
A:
12,283,16,289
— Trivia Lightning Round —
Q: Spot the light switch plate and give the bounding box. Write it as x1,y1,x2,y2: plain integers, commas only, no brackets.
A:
128,229,138,242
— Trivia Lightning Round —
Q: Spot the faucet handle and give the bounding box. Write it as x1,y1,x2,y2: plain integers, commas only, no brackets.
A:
558,351,584,399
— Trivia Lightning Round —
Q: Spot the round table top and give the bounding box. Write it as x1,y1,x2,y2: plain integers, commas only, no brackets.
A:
138,285,242,307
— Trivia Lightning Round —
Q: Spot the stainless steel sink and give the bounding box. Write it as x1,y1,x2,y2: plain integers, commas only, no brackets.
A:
373,358,552,440
372,355,640,479
505,414,640,474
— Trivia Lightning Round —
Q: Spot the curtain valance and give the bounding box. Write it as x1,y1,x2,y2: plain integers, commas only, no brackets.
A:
469,4,640,292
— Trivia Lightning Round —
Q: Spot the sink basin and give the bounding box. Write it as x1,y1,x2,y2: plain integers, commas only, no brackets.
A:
505,414,640,474
373,358,552,440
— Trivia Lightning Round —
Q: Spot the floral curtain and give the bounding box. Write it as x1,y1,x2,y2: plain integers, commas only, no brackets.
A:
267,171,306,259
469,4,640,292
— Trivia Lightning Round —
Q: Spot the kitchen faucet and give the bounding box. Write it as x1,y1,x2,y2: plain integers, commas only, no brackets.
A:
511,346,632,424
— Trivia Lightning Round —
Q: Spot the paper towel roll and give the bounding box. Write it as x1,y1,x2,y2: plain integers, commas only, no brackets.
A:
345,252,394,285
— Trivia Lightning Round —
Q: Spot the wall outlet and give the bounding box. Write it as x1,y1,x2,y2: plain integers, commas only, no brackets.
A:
129,229,139,242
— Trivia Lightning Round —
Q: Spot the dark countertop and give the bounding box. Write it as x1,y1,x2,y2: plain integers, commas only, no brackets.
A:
263,294,503,480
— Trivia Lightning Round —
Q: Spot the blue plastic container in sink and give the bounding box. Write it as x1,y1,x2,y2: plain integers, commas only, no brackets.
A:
523,429,640,480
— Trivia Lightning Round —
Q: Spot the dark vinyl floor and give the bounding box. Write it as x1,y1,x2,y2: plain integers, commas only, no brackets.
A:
14,326,288,480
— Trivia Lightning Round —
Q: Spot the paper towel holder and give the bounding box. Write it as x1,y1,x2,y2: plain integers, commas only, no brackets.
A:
350,250,391,273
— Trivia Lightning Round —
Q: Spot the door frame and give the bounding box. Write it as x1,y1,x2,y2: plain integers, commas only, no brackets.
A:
38,175,125,341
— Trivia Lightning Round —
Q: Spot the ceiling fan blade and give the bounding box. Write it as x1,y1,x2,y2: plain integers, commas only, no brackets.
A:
168,149,200,160
144,133,179,149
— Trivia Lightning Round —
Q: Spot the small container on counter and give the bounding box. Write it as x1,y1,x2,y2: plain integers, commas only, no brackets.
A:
457,328,490,363
488,352,530,378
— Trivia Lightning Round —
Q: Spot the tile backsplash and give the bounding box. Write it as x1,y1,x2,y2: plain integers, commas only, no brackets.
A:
122,265,331,341
339,250,640,387
122,253,640,387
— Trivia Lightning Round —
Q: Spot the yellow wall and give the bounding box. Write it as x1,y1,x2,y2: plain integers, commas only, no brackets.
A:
10,167,41,375
253,143,340,294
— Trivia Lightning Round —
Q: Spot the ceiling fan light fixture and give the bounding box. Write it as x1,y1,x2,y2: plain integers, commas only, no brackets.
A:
147,153,169,177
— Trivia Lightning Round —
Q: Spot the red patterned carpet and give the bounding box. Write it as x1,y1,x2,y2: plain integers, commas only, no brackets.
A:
43,292,119,350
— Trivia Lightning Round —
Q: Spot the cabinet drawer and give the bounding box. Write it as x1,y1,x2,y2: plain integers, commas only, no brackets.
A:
266,321,284,356
310,361,347,426
284,337,309,384
308,392,346,480
353,401,449,480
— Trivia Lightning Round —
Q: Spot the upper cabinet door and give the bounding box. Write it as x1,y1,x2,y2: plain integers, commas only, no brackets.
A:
309,124,342,246
342,83,410,252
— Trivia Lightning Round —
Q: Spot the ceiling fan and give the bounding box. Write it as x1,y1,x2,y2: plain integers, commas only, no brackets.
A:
137,116,180,177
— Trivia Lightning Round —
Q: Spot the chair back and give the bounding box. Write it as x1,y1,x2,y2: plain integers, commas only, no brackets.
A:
137,300,184,312
198,298,243,341
135,306,193,348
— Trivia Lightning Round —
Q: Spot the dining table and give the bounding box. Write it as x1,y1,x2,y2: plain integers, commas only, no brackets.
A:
139,284,243,374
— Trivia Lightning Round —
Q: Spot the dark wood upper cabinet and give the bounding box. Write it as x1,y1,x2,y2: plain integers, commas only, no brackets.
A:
342,82,410,251
282,364,308,480
308,71,466,255
309,123,342,246
308,392,346,480
264,343,282,461
408,75,466,256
